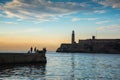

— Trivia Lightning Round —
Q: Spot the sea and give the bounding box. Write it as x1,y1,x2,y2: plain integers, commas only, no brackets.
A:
0,52,120,80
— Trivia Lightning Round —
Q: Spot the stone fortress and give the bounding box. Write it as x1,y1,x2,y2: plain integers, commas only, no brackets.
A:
56,31,120,53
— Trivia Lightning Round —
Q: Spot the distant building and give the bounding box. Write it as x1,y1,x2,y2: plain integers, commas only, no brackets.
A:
56,31,120,53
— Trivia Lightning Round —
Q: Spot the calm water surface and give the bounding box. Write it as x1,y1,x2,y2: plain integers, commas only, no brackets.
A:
0,52,120,80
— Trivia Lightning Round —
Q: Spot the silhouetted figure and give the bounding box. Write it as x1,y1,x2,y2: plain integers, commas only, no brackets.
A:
36,49,39,53
30,47,33,53
28,50,30,54
43,48,47,53
35,48,46,53
34,47,37,53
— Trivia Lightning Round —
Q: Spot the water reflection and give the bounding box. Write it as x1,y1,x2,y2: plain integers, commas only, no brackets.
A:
0,63,46,80
0,53,120,80
46,53,120,80
71,54,75,80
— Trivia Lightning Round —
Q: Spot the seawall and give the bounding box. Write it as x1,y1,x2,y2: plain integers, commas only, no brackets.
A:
0,53,46,64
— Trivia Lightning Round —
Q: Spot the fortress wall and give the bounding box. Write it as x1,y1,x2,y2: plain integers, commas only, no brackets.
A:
56,31,120,53
79,39,120,44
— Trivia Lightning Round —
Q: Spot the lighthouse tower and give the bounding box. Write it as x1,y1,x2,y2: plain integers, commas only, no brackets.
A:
71,30,75,44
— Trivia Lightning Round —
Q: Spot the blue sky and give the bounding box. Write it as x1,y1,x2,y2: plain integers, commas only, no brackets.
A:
0,0,120,51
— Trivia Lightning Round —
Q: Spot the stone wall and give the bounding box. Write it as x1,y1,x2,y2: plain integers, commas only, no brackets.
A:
56,39,120,53
0,53,46,64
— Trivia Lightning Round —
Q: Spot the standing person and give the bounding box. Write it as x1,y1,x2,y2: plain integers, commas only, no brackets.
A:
34,47,37,53
30,47,33,53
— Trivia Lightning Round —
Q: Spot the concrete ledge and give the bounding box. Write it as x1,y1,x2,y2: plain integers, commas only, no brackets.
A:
0,53,46,64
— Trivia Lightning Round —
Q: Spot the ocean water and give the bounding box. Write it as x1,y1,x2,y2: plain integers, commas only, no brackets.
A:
0,52,120,80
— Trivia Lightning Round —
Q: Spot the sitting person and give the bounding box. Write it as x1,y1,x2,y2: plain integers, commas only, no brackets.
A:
28,50,30,54
34,47,37,53
43,48,47,53
36,48,46,53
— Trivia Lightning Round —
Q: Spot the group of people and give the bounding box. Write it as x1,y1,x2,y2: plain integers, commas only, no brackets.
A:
28,47,46,53
28,47,37,53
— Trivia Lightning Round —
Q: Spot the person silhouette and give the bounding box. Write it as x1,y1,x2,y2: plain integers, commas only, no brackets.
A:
30,47,33,53
43,48,46,53
34,47,37,53
28,50,30,54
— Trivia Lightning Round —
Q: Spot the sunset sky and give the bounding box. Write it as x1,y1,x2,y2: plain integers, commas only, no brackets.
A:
0,0,120,51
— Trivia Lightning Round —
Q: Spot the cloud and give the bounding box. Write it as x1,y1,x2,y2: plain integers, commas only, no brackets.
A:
72,17,97,21
93,10,106,14
0,14,2,16
93,0,120,8
0,28,42,34
71,18,80,21
97,24,120,31
17,19,23,21
95,20,109,24
24,28,42,33
0,21,17,24
0,0,89,22
80,2,90,7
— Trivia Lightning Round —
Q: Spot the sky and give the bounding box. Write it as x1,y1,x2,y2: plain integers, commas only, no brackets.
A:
0,0,120,52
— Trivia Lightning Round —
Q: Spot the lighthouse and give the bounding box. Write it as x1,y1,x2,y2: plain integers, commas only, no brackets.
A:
71,30,75,44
